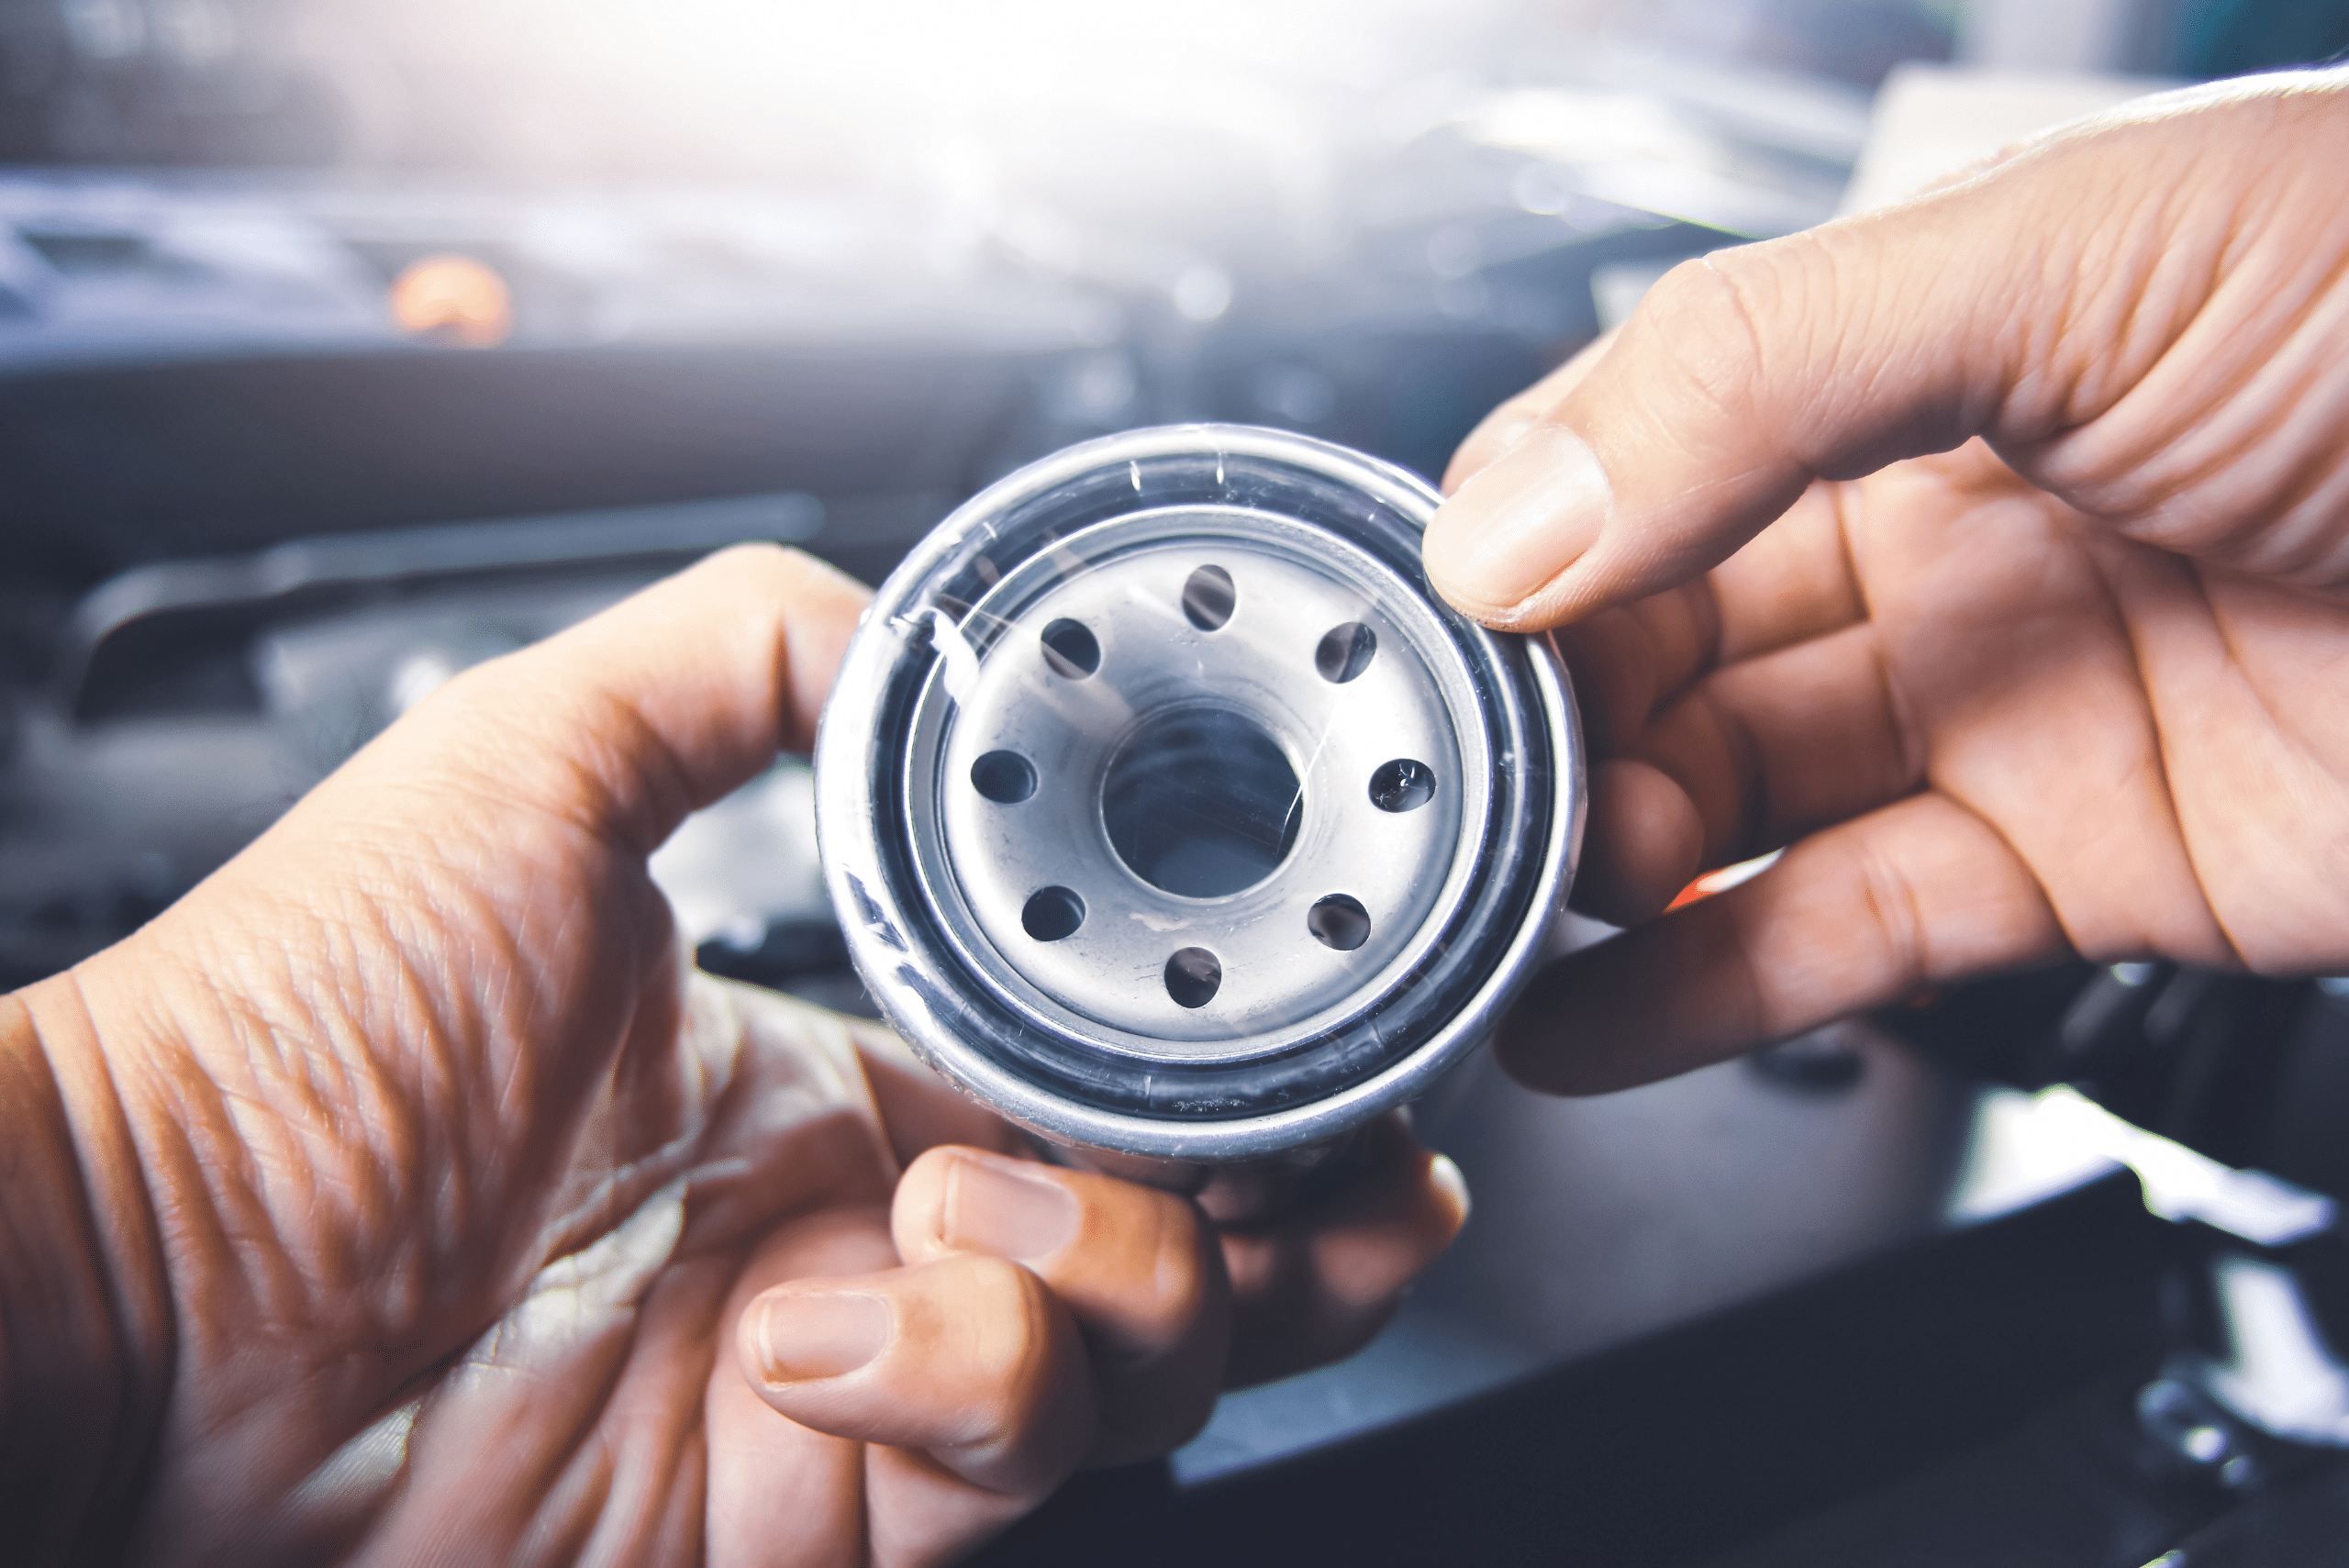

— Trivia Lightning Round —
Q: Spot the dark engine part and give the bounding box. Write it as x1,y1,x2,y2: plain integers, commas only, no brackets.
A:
1876,961,2349,1204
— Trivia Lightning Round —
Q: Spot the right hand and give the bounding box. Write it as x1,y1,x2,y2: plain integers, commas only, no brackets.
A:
1419,69,2349,1094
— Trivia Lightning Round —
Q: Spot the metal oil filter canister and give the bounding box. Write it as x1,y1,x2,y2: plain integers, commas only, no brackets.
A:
815,424,1582,1187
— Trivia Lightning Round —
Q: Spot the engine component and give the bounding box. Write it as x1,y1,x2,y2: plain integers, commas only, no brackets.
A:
815,424,1582,1170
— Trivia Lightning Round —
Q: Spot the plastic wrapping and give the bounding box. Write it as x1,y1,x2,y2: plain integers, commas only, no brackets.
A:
815,425,1582,1162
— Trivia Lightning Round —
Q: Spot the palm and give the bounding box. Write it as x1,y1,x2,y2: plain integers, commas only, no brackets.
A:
1516,440,2349,1090
81,697,1002,1562
1856,444,2349,970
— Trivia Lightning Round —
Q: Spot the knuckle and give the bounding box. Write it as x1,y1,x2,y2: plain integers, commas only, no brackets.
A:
1054,1180,1212,1356
1128,1199,1214,1344
933,1254,1062,1432
1648,251,1771,356
1641,238,1834,428
1627,258,1773,430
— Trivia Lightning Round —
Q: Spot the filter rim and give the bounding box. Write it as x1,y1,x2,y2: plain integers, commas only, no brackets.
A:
814,423,1583,1162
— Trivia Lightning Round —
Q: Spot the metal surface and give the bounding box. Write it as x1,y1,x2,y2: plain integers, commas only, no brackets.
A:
916,517,1475,1049
817,423,1583,1164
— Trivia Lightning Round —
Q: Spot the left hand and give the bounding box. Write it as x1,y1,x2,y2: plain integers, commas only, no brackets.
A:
0,546,1465,1567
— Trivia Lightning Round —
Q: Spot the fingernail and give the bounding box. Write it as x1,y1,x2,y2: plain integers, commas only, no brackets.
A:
1424,424,1612,612
1475,412,1542,462
755,1290,891,1383
1428,1152,1471,1227
942,1153,1080,1262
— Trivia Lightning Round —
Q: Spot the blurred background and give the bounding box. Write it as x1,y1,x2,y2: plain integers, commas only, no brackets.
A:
6,1,2349,1563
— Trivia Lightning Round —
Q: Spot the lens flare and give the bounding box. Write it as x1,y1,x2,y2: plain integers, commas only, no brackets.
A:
388,254,513,347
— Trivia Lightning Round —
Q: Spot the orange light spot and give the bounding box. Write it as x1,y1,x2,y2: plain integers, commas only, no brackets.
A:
389,254,512,347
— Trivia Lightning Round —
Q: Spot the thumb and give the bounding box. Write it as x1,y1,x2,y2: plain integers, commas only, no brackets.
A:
736,1252,1097,1499
1419,226,2003,629
378,541,871,858
1419,77,2267,630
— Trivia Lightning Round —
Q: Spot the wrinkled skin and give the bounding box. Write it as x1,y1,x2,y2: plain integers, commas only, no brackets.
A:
0,548,1465,1566
1421,70,2349,1092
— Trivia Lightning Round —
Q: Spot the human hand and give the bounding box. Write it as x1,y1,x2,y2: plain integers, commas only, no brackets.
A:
0,547,1466,1566
1421,70,2349,1093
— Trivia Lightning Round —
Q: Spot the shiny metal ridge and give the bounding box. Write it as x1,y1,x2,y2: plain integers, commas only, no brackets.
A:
815,425,1583,1163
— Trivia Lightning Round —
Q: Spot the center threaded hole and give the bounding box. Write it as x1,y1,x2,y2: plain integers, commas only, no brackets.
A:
1101,706,1301,898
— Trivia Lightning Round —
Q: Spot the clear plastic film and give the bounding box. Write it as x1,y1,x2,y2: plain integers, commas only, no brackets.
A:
814,425,1583,1162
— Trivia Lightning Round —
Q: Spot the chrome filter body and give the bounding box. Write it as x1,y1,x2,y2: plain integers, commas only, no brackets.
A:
814,425,1583,1163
